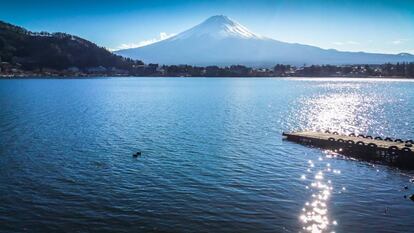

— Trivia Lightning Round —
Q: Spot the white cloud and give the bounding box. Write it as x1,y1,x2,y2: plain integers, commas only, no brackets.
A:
346,40,359,45
392,40,402,45
111,32,176,51
332,41,360,46
391,39,410,45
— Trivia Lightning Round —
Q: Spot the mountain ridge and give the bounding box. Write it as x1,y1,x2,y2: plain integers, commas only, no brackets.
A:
115,15,414,67
0,20,143,72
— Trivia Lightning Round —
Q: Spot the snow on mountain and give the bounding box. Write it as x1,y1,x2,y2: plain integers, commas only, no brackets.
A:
115,15,414,67
170,15,262,40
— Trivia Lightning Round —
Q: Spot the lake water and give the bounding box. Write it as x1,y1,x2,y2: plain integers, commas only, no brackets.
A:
1,77,414,233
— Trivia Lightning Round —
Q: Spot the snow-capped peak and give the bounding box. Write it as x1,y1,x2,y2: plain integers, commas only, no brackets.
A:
170,15,263,41
115,15,414,66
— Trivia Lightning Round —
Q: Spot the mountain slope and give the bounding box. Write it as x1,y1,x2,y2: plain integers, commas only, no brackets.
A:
0,20,143,71
115,15,414,66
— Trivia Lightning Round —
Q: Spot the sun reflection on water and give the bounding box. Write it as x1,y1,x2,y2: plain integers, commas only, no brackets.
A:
285,81,406,232
300,152,343,233
288,83,389,136
303,94,371,135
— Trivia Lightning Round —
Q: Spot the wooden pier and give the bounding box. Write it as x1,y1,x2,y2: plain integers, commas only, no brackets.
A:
282,131,414,169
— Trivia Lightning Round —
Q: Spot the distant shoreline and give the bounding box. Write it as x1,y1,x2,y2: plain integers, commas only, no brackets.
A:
1,75,412,80
2,63,414,79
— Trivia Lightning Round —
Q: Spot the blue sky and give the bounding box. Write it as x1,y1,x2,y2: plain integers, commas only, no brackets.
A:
1,0,413,54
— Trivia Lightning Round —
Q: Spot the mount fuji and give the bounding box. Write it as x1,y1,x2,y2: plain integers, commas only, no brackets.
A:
115,15,414,66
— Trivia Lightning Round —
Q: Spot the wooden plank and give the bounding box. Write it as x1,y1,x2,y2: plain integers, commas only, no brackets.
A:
283,131,410,150
282,131,414,169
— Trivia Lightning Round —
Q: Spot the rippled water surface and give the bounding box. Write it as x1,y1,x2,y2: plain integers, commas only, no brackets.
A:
1,77,414,233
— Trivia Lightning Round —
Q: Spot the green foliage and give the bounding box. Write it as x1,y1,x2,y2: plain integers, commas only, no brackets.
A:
0,20,143,72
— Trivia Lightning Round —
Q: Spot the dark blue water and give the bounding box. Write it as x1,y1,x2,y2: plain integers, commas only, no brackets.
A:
1,78,414,233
